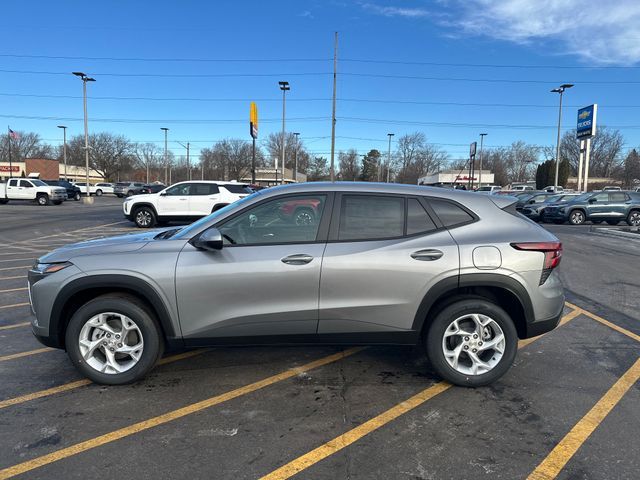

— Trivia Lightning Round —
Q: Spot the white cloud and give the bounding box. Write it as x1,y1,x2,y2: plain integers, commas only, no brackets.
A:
448,0,640,65
361,3,429,18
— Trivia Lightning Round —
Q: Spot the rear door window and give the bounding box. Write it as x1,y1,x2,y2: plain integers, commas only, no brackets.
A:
429,199,474,228
609,192,628,202
338,195,404,241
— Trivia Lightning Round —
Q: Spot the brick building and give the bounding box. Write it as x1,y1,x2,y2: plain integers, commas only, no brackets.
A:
25,158,59,179
0,158,103,182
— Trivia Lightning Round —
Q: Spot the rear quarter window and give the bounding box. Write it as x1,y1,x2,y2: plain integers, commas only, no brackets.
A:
223,184,252,194
428,199,474,228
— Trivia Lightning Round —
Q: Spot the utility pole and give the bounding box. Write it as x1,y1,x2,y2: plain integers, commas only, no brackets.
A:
57,125,68,180
330,32,338,182
7,127,13,179
73,72,95,201
551,84,573,191
177,141,190,181
293,132,300,182
478,133,487,188
386,133,394,182
161,127,169,184
278,81,290,185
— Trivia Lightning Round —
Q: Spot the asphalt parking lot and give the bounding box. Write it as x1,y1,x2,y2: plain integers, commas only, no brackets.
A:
1,198,639,479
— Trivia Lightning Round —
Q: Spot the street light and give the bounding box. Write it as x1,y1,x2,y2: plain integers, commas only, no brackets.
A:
279,81,290,185
160,128,169,184
292,132,300,182
73,72,95,200
386,133,394,183
57,125,68,180
551,84,574,191
478,133,487,188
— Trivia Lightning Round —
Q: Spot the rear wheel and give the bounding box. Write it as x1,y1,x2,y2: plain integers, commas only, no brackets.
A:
74,192,81,201
0,199,9,205
95,189,103,196
134,206,157,228
569,210,585,225
627,210,640,227
37,194,50,206
127,190,134,197
425,298,518,387
65,294,163,385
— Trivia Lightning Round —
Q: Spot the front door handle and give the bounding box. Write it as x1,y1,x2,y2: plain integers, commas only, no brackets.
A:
411,249,444,261
281,254,314,265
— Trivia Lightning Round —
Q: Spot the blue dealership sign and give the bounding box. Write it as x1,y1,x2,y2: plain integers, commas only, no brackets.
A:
576,104,597,139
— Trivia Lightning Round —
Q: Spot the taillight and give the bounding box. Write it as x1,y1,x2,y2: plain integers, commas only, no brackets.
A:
511,242,562,285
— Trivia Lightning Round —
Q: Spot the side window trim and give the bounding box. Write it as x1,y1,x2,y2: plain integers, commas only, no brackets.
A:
212,192,334,246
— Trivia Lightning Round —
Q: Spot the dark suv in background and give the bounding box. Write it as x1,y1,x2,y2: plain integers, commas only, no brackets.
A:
544,191,640,226
114,181,146,198
43,180,82,201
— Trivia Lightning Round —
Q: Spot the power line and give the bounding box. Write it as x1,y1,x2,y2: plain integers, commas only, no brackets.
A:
1,92,638,108
0,69,331,78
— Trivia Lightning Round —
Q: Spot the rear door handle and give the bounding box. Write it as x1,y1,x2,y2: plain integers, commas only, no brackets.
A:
281,254,314,265
411,249,444,261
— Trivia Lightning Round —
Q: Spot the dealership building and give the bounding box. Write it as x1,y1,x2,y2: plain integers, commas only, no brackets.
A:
0,158,103,182
418,169,495,187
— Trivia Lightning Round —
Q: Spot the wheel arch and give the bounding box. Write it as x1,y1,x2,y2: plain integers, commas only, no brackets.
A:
412,274,534,340
131,202,158,217
49,274,181,350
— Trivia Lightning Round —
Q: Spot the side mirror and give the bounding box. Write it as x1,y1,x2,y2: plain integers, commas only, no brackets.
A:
588,198,596,204
528,199,535,204
191,228,223,251
159,192,167,196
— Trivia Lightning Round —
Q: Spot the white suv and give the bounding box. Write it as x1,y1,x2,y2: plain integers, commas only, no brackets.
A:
123,180,253,228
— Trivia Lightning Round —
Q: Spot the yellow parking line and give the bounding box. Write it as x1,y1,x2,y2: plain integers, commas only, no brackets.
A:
0,266,30,272
0,276,27,281
0,347,364,479
0,348,53,362
0,322,30,331
565,301,640,344
518,309,582,348
0,287,28,294
528,357,640,480
0,349,206,410
0,302,29,310
260,310,580,480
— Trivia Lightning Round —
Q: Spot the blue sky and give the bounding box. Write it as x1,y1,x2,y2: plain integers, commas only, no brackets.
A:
2,0,639,164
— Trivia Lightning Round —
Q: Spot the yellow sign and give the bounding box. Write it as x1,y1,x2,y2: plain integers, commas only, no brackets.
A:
250,102,258,138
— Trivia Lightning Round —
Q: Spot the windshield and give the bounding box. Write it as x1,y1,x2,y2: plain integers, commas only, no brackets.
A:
173,191,261,239
31,180,47,186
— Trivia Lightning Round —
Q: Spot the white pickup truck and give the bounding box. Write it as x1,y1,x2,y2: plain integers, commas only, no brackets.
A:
0,178,67,206
123,180,253,227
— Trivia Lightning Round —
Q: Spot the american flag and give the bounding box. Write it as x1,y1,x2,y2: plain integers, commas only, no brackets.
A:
8,127,19,139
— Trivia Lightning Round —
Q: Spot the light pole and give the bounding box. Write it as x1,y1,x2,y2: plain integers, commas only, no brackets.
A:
386,133,394,183
160,127,169,184
72,72,95,200
551,84,573,191
177,141,190,181
57,125,68,180
478,133,487,188
279,81,290,185
293,132,300,182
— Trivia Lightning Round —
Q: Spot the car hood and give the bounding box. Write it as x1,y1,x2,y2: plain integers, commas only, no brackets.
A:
126,193,157,201
38,229,168,263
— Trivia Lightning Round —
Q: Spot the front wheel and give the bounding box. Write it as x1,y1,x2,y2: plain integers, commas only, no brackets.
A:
126,190,134,197
95,189,103,197
569,210,585,225
627,210,640,227
134,206,157,228
425,298,518,387
74,192,81,201
37,194,50,206
65,294,163,385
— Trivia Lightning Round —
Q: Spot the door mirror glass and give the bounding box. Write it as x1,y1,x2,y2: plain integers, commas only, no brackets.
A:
192,228,223,251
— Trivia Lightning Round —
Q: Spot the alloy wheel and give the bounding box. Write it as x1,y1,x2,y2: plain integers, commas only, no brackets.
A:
628,211,640,226
441,313,505,376
78,312,144,374
570,211,585,225
135,210,152,227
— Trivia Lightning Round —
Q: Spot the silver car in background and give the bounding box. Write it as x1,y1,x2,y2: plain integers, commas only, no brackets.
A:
29,183,564,387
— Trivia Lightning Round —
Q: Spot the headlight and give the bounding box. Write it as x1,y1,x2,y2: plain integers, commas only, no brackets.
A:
31,262,73,275
558,207,565,213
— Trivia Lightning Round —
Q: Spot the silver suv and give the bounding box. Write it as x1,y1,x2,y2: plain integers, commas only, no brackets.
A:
29,183,565,386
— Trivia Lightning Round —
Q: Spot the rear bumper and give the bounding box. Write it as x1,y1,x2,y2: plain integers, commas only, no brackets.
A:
525,309,563,338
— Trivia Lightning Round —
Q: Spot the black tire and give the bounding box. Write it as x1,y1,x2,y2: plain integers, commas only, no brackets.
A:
0,199,9,205
95,189,103,197
65,294,163,385
568,209,586,225
126,190,134,197
52,200,63,205
74,192,81,201
424,298,518,387
37,194,50,206
134,206,157,228
116,194,124,198
627,210,640,227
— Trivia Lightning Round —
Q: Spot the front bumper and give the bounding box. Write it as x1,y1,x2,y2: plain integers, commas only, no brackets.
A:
51,191,67,201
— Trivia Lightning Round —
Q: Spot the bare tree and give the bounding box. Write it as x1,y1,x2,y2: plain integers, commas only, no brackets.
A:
0,131,54,162
393,132,449,184
200,139,265,181
135,143,163,183
65,133,134,181
338,149,361,181
307,156,329,181
264,132,311,174
559,127,624,178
